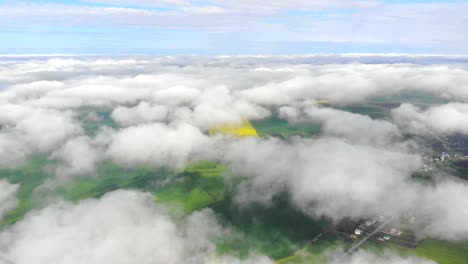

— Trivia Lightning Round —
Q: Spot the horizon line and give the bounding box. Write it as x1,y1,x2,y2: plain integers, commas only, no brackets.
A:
1,53,468,58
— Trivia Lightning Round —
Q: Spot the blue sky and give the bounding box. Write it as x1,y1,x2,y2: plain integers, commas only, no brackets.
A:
0,0,467,54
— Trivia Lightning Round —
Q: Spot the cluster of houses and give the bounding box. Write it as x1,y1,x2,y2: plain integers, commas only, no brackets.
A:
350,215,417,247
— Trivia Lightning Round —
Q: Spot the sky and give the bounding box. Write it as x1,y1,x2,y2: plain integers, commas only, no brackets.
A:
0,0,467,54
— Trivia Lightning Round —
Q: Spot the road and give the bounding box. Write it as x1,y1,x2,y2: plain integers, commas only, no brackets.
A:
345,217,394,255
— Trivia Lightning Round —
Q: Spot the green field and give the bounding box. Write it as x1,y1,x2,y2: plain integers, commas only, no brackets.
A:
1,157,467,264
362,238,468,264
381,239,468,264
251,116,321,138
0,155,50,225
337,104,390,119
57,161,171,201
1,106,467,264
0,158,225,224
79,109,118,136
275,239,348,264
156,161,226,215
213,192,332,260
368,91,449,106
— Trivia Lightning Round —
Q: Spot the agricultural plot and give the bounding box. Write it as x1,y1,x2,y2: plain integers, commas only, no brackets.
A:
155,161,226,215
1,111,467,264
251,116,321,138
57,161,171,201
369,239,468,264
0,155,50,226
275,240,348,264
79,109,118,137
368,91,449,106
336,91,450,121
213,193,332,260
209,119,259,138
0,158,226,224
337,105,390,120
411,240,468,264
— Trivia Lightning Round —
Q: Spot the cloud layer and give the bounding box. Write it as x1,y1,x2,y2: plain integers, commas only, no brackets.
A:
0,190,272,264
0,56,468,263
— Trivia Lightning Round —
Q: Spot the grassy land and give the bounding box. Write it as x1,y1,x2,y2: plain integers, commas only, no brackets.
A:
368,91,449,106
57,161,171,201
60,159,337,262
58,160,227,215
382,239,468,264
363,239,468,264
3,158,467,264
213,192,332,260
275,239,347,264
79,109,118,136
251,116,321,138
337,105,390,119
2,107,466,264
0,158,175,225
0,155,51,225
155,160,226,215
0,158,227,224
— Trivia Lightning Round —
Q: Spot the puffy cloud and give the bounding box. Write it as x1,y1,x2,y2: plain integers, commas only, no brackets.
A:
152,85,201,106
112,102,169,127
417,179,468,241
219,136,468,240
3,58,468,111
50,136,103,181
0,190,272,264
0,180,19,220
0,104,82,167
392,103,468,135
2,55,468,246
0,134,29,168
238,63,468,105
106,122,211,168
221,137,422,220
280,106,401,146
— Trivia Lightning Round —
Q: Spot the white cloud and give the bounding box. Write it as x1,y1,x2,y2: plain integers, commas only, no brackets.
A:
112,101,169,127
50,136,103,181
183,6,228,15
1,2,467,53
0,180,19,221
0,134,30,168
2,55,468,244
152,85,201,106
106,122,210,168
392,103,468,135
3,58,468,111
0,104,83,167
0,190,272,264
280,105,401,146
221,137,422,220
219,135,468,240
417,179,468,241
82,0,379,12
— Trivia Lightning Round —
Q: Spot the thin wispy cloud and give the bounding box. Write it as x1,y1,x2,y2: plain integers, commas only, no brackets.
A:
0,1,467,54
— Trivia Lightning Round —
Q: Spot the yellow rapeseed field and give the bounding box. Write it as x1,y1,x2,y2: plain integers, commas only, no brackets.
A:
209,119,259,137
315,100,330,104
